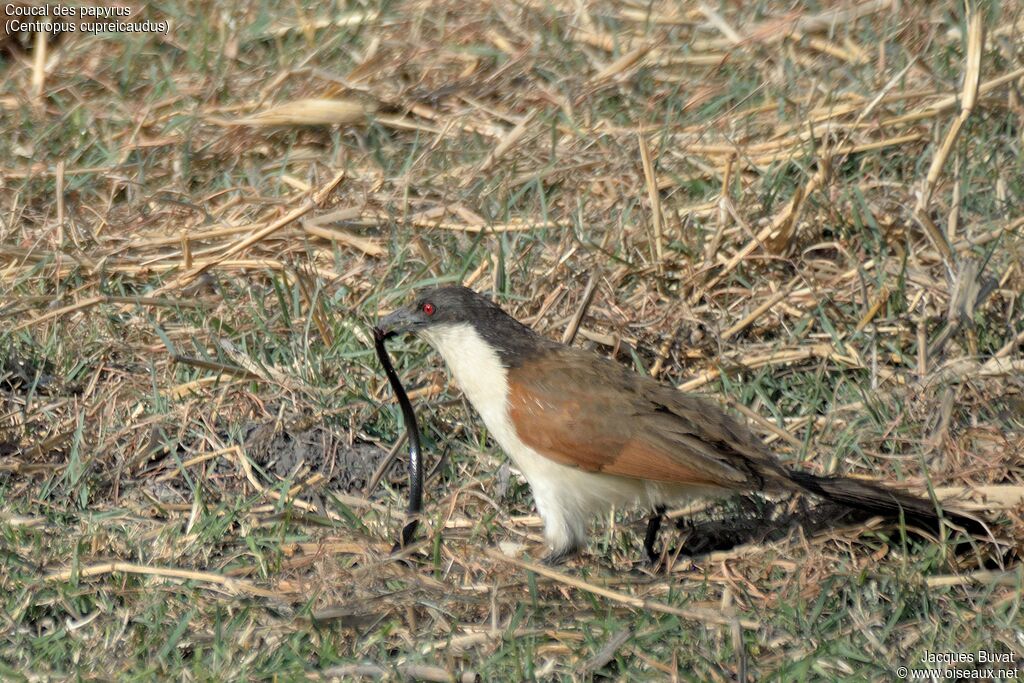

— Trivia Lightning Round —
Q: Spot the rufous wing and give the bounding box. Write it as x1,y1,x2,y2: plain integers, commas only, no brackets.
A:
506,349,763,489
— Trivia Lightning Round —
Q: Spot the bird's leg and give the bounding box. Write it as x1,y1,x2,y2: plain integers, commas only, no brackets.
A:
535,502,585,566
541,542,581,566
644,505,667,565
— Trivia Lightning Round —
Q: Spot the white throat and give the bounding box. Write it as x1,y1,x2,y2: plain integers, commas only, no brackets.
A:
419,323,509,422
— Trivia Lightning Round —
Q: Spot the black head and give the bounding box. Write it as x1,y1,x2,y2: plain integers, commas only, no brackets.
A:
376,286,508,336
376,285,551,366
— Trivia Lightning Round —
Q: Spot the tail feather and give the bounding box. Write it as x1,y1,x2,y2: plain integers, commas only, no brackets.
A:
786,471,988,537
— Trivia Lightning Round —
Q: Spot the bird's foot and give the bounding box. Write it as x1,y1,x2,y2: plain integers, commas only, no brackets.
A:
643,506,667,568
541,543,580,567
645,552,665,572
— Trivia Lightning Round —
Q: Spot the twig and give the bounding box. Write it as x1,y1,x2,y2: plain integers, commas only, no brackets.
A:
310,663,479,682
483,548,758,628
639,133,665,269
562,273,599,345
45,561,283,598
580,627,634,674
912,6,984,270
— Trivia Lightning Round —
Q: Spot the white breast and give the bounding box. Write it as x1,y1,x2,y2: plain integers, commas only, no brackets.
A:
420,323,510,431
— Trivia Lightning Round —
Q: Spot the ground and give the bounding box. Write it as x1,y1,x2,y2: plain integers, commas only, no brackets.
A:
2,0,1023,680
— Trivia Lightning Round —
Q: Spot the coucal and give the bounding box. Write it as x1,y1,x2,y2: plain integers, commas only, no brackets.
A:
378,285,982,564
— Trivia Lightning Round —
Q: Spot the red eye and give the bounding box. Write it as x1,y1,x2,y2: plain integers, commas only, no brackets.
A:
422,302,436,315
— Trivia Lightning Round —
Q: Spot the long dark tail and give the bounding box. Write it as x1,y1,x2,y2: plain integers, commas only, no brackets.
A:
786,471,989,537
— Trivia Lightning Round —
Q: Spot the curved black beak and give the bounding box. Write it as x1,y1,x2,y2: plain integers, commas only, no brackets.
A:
375,307,417,339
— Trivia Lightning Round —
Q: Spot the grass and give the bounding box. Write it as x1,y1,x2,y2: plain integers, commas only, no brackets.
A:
2,0,1023,680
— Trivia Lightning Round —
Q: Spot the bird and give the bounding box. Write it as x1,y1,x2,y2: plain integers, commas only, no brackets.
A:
377,285,984,564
